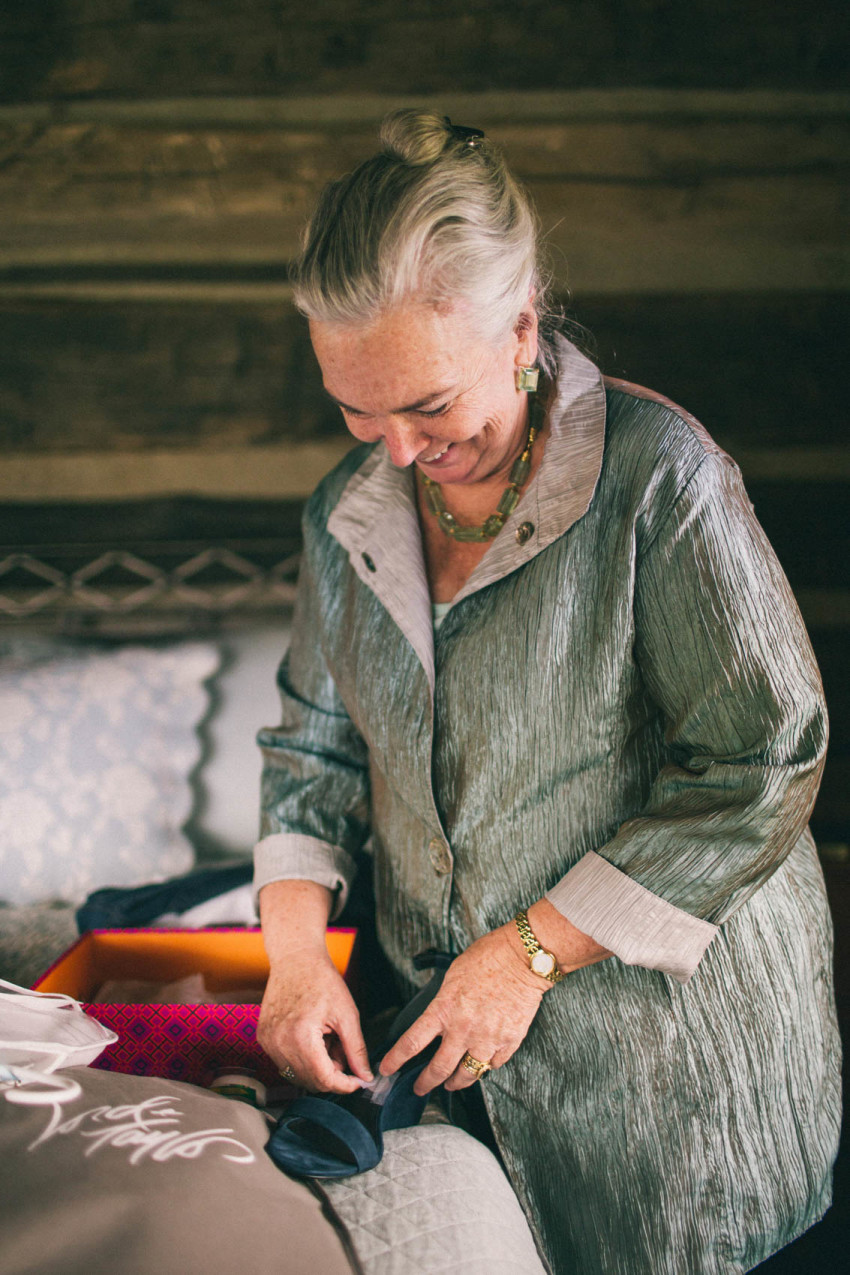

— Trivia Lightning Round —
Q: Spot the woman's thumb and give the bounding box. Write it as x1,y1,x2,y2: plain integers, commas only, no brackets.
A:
336,1006,373,1082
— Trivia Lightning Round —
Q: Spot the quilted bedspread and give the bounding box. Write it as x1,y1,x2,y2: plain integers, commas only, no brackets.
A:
323,1124,548,1274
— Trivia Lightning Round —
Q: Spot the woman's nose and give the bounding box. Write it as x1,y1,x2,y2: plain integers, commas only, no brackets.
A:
381,418,429,468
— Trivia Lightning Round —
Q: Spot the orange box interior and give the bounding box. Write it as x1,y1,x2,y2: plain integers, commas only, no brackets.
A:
35,928,356,1000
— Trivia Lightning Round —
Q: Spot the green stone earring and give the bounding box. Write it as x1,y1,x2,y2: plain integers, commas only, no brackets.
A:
516,365,539,393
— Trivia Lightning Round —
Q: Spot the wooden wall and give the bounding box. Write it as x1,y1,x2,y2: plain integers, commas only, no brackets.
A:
1,2,847,98
0,1,848,847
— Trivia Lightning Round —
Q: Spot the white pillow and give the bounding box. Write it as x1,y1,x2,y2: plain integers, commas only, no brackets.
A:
191,622,290,859
0,640,219,905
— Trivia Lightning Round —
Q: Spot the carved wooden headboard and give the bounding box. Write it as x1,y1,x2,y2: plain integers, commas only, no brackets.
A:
0,497,301,633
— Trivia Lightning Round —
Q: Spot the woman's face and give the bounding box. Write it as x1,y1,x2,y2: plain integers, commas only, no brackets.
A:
309,301,538,489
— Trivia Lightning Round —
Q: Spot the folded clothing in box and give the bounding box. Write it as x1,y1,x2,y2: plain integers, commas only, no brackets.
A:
33,928,357,1087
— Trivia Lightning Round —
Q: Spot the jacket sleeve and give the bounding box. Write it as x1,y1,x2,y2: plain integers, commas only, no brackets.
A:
546,451,828,983
253,527,371,920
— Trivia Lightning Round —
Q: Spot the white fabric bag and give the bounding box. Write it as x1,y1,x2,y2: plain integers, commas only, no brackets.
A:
0,977,117,1105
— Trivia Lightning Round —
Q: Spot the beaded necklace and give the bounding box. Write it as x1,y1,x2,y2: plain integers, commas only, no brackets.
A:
420,395,542,542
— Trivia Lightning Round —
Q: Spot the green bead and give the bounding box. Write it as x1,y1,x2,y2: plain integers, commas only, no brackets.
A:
497,487,520,517
425,485,444,515
423,416,540,543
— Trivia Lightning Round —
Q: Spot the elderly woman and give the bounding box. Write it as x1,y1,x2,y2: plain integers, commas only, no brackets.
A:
254,110,841,1274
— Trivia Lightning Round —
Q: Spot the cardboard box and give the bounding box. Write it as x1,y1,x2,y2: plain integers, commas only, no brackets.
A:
34,927,357,1087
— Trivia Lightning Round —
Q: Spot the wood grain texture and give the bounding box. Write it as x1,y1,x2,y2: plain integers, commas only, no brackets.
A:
0,1,847,101
1,293,846,456
0,110,847,291
0,299,338,451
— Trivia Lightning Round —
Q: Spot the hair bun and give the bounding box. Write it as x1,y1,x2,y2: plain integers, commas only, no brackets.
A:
294,105,546,371
379,108,457,166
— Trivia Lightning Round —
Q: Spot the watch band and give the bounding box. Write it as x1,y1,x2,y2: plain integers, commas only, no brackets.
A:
514,910,565,983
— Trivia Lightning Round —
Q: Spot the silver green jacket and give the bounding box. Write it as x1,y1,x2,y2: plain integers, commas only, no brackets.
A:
255,337,841,1275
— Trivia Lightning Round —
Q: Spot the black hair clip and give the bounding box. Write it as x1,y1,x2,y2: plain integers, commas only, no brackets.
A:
444,116,485,148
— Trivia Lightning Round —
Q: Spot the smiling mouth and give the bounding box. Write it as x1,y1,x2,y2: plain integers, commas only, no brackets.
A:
420,444,453,464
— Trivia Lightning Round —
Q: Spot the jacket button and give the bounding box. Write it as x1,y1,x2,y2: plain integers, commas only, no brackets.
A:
428,836,452,875
362,552,377,572
515,521,534,546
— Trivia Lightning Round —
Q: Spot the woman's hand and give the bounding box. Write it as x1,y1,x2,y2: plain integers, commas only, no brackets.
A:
257,949,373,1094
378,900,611,1094
378,923,548,1094
257,878,373,1094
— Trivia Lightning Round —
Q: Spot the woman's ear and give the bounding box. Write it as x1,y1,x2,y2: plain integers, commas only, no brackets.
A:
514,303,539,366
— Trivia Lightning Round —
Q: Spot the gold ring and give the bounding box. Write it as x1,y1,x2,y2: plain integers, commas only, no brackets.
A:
460,1051,492,1079
279,1064,297,1083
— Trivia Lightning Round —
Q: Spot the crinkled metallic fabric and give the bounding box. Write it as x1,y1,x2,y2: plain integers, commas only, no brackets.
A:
258,346,841,1275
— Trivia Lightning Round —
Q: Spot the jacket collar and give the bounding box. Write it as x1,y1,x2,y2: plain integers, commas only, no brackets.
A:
327,334,606,689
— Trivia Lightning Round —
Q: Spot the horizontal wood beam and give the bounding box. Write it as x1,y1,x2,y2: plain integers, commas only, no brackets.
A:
0,94,847,294
1,293,845,455
2,90,850,128
1,1,847,100
1,443,847,503
0,280,295,303
0,441,357,501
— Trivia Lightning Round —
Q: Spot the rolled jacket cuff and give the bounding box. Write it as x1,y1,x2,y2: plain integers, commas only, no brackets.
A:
545,850,718,984
252,833,357,921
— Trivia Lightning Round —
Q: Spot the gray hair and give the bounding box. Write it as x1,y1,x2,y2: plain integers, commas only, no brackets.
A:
291,109,557,371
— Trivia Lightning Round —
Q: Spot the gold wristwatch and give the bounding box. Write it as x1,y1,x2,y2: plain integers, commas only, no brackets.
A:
514,910,565,984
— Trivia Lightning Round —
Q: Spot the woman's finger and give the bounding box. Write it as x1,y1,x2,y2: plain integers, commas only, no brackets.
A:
378,1010,441,1077
444,1048,500,1091
257,958,372,1093
420,1035,517,1093
488,1044,515,1069
334,1001,374,1083
309,1057,365,1093
290,1028,366,1094
410,1038,468,1095
274,1042,362,1094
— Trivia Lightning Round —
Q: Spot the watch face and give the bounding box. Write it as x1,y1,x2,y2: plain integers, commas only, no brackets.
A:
530,950,556,977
